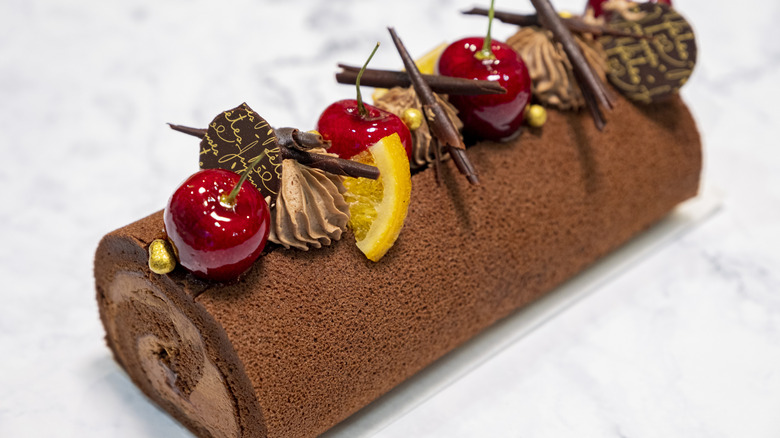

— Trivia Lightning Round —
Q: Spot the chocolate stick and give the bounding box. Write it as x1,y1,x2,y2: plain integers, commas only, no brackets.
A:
336,65,507,96
168,123,207,138
430,136,443,186
387,27,479,185
529,0,614,130
168,124,379,180
279,147,380,180
462,7,649,39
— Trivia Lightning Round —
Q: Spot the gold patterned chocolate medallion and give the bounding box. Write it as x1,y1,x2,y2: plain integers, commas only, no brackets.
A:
600,3,697,104
200,103,282,205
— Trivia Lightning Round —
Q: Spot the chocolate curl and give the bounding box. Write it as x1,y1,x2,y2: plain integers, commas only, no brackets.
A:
462,7,649,39
275,127,331,151
387,27,479,186
528,0,614,130
168,124,379,180
336,65,507,96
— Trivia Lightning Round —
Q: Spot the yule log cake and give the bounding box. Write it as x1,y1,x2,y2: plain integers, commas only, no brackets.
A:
94,2,701,437
95,93,700,438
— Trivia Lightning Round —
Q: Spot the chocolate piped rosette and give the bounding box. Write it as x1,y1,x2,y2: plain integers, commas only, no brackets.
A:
95,0,702,436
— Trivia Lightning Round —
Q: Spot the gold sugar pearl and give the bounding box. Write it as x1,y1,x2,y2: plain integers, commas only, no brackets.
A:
526,104,548,128
558,11,574,19
401,108,424,131
148,239,177,275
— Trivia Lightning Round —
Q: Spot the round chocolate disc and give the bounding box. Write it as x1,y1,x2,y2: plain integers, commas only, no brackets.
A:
600,3,697,103
199,103,282,205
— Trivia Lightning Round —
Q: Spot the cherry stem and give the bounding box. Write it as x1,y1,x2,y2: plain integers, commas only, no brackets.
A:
221,149,269,207
475,0,497,61
356,42,380,118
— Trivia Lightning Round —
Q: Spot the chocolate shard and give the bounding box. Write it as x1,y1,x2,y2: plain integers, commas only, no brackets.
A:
198,103,283,203
387,27,479,185
528,0,614,130
599,3,697,104
336,65,507,96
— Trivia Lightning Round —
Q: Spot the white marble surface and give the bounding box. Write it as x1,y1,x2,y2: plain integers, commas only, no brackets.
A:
1,0,779,437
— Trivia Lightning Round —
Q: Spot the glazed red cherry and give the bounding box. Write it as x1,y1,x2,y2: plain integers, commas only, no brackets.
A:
317,99,413,160
438,37,531,141
316,42,412,160
586,0,608,18
164,168,270,282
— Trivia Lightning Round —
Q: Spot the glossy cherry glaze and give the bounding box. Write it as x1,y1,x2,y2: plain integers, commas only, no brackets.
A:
316,99,413,160
438,37,531,141
586,0,608,18
164,168,270,282
587,0,672,18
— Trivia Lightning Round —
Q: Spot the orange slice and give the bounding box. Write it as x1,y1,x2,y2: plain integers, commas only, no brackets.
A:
414,41,448,75
342,133,412,261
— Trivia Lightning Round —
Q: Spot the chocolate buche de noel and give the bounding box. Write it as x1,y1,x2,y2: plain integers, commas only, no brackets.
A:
94,1,700,437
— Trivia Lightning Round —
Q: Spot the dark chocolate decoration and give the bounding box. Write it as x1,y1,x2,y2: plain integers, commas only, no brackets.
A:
387,27,479,186
168,123,207,139
274,127,331,151
336,65,507,96
600,3,697,104
279,147,380,180
199,103,282,204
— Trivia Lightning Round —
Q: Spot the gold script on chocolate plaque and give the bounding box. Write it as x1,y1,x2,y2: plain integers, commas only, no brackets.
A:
199,103,282,205
600,3,697,103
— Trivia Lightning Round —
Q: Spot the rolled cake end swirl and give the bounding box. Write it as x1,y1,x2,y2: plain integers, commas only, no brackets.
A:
95,227,266,438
